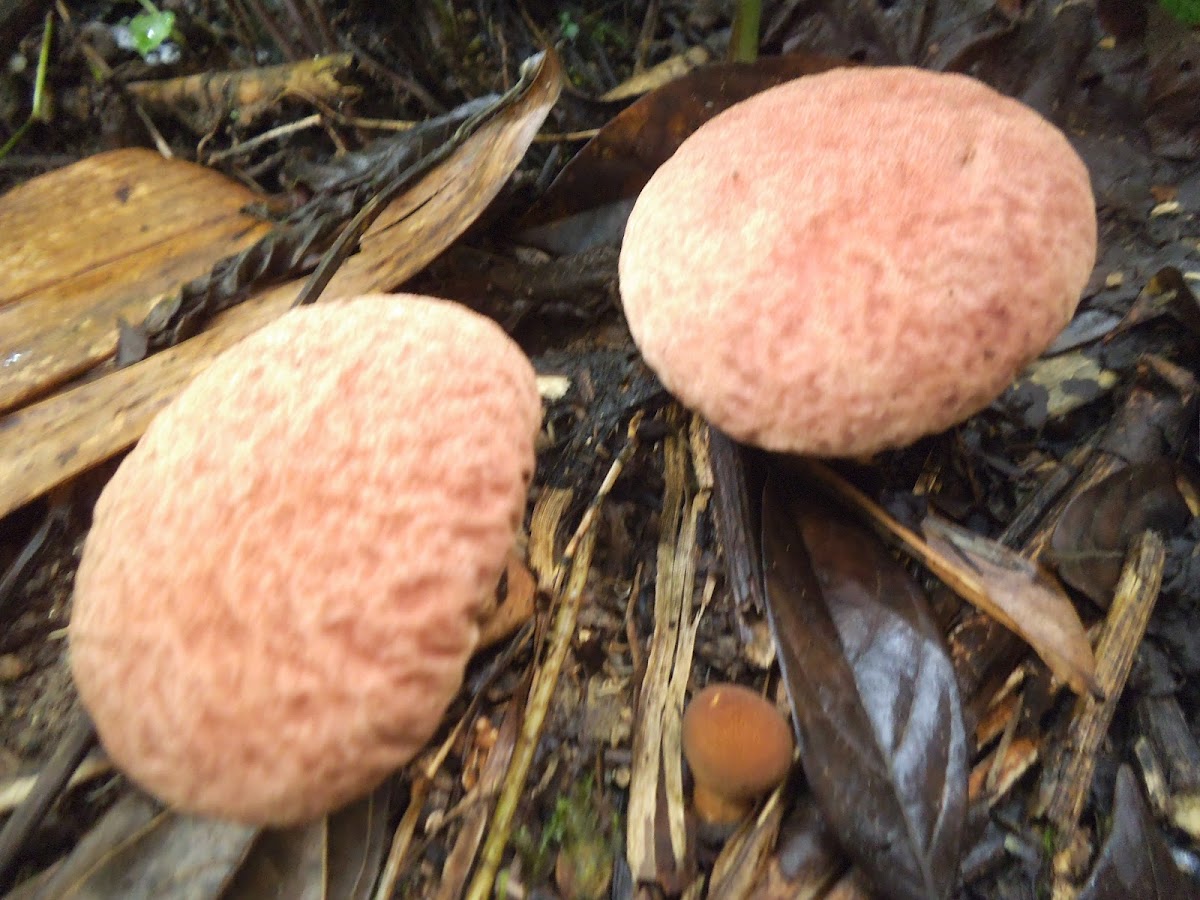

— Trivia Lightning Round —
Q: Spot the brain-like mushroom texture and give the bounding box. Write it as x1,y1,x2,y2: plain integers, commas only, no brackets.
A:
619,66,1097,457
70,294,541,825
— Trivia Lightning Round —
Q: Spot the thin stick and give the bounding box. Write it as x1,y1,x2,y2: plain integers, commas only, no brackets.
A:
799,459,995,613
0,710,95,885
729,0,762,62
464,417,642,900
205,114,322,163
1041,531,1166,881
371,777,430,900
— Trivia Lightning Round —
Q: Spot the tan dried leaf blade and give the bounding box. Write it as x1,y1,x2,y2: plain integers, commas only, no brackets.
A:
0,49,562,521
0,149,271,415
921,513,1100,698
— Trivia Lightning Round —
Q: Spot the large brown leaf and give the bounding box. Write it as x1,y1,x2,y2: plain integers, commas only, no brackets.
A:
1078,765,1195,900
761,477,967,900
518,52,845,254
1048,460,1191,609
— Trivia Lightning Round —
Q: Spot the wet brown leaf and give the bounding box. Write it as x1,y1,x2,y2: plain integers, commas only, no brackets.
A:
1048,460,1191,608
1078,765,1194,900
1144,7,1200,159
921,514,1100,698
519,53,846,253
1097,0,1149,41
31,795,257,899
0,49,562,522
761,478,968,900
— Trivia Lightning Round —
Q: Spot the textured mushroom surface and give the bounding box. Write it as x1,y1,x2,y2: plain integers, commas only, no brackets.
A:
619,66,1097,456
70,294,540,825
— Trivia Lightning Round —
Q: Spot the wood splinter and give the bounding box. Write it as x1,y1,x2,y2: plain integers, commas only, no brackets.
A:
1035,530,1167,887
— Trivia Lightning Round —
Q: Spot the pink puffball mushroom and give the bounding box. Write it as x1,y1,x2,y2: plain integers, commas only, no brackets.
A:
70,294,541,826
618,66,1098,457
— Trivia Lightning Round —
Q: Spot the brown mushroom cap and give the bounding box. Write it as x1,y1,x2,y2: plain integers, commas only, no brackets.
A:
681,683,795,825
70,294,541,825
619,66,1097,457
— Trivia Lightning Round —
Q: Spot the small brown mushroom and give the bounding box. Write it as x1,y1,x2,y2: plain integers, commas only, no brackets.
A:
681,683,795,827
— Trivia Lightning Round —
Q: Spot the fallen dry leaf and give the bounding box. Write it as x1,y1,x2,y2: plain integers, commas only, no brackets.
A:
223,785,390,900
599,45,714,101
922,513,1101,698
0,49,563,522
126,53,359,135
0,149,271,415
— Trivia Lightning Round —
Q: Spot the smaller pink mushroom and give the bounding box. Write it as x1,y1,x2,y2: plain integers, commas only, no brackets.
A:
70,294,541,825
619,66,1098,456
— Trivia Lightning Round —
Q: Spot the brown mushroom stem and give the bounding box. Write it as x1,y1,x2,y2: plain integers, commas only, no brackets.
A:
691,782,756,827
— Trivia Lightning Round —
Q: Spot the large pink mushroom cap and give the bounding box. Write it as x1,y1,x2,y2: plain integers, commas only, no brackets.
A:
70,294,541,825
619,66,1097,456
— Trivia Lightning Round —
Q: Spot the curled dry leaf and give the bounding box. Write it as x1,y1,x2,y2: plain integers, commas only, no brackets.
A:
1078,765,1195,900
761,478,968,900
476,552,537,651
1108,268,1200,341
1048,460,1192,609
921,513,1101,698
125,53,358,135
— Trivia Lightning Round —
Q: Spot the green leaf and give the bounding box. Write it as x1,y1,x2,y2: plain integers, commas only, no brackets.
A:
127,9,175,57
